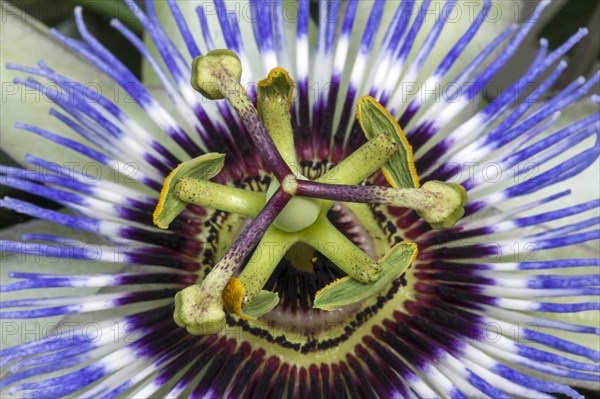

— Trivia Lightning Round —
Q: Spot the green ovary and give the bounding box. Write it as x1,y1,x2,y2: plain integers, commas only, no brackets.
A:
266,177,321,233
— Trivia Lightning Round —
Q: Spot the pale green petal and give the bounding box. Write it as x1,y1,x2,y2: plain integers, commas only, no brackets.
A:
0,3,147,166
395,0,521,88
0,219,164,398
75,0,143,34
495,99,600,216
1,3,99,165
541,99,600,208
0,219,117,350
326,1,520,129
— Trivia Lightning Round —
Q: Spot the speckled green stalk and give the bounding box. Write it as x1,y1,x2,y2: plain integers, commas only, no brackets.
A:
174,189,290,335
238,226,294,304
176,177,265,217
257,68,298,169
297,214,380,283
316,134,398,212
191,50,292,181
296,180,467,229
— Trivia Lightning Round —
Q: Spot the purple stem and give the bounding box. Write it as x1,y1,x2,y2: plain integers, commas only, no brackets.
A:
296,180,401,206
237,103,293,181
217,188,291,271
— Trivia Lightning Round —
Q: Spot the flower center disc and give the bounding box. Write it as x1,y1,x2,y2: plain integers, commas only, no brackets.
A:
217,170,408,352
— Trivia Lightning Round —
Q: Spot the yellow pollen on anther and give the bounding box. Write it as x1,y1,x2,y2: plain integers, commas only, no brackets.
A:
222,277,253,321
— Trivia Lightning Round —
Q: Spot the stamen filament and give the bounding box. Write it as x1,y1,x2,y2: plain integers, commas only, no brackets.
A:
237,226,294,304
174,188,290,335
317,134,398,186
317,134,398,212
176,177,265,217
191,50,293,181
296,214,380,283
296,180,467,229
229,94,294,181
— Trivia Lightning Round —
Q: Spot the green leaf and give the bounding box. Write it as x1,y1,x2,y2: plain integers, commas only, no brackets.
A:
357,96,420,189
313,241,418,311
153,153,225,229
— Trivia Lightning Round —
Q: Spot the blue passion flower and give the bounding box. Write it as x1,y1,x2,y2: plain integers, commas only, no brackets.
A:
1,0,599,398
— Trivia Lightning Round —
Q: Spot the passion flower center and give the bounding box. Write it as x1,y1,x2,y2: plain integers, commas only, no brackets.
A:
152,49,467,336
266,176,321,232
